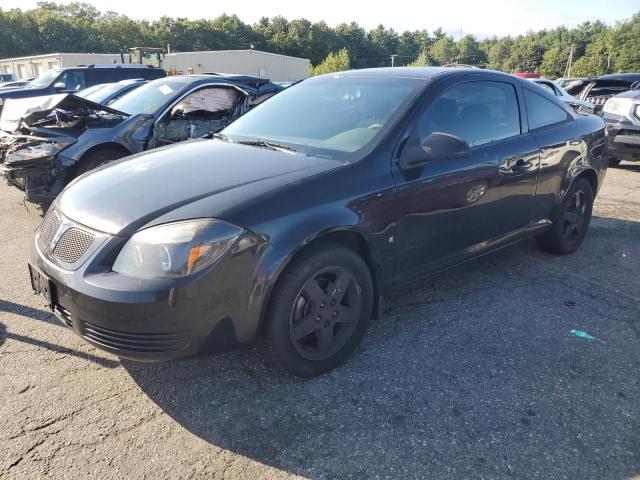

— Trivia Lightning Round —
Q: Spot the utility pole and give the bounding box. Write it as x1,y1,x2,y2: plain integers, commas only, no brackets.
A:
605,29,615,75
564,44,575,78
390,54,398,67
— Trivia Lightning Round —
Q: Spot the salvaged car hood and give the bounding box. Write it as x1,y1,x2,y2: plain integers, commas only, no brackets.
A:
0,94,128,133
58,139,342,236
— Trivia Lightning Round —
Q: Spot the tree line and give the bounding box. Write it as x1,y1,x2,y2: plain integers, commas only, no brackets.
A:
1,2,639,78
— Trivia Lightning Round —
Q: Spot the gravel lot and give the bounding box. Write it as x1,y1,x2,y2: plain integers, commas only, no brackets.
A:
0,164,639,480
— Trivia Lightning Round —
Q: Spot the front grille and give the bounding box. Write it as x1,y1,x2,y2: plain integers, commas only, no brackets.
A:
52,227,94,263
81,322,190,353
40,209,60,248
587,95,613,105
618,129,640,138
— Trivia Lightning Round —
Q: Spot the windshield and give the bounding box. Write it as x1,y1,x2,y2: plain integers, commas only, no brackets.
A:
110,79,187,115
223,75,424,159
30,69,61,88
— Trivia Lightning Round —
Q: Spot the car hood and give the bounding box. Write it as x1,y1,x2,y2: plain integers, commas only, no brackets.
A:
0,86,45,97
58,139,343,236
0,94,128,133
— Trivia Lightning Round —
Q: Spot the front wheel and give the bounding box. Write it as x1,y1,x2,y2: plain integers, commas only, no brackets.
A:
264,245,374,377
70,147,128,181
609,158,621,167
536,178,594,255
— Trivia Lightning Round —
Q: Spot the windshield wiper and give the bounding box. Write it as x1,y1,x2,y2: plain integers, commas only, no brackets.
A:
237,139,296,154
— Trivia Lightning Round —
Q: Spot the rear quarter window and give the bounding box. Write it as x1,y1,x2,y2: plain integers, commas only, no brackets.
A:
139,69,166,80
524,88,570,130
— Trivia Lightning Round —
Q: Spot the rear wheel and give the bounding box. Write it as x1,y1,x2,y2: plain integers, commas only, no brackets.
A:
536,178,594,255
264,245,374,377
609,158,621,167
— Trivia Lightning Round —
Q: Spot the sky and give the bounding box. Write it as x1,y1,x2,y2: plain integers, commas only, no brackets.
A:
1,0,638,37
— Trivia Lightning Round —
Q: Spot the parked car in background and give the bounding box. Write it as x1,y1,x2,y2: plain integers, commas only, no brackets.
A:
76,79,147,106
514,72,541,79
529,78,595,113
0,74,282,205
0,73,17,83
0,65,165,113
555,77,586,88
564,73,640,114
27,68,607,376
602,90,640,166
0,77,36,90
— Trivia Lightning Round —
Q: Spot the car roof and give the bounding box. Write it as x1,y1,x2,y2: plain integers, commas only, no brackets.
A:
321,67,517,82
59,65,163,71
160,74,275,88
598,73,640,82
116,78,146,85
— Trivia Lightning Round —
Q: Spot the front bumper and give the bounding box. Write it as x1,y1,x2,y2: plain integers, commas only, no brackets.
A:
0,155,66,203
30,211,284,361
606,121,640,162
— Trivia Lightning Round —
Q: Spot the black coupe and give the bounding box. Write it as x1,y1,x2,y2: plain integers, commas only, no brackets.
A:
29,68,607,376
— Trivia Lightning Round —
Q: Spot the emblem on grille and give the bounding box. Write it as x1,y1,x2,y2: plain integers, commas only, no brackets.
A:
39,209,97,266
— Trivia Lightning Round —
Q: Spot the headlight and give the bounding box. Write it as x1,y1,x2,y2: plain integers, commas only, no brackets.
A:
634,105,640,122
112,219,243,279
602,97,634,117
6,138,76,163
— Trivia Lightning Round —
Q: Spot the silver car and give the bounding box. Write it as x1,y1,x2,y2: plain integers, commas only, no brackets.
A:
530,78,595,114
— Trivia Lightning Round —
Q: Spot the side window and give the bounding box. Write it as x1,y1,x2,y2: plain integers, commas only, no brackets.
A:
102,69,120,83
524,89,569,130
58,70,86,91
112,69,131,82
418,81,521,148
149,87,246,148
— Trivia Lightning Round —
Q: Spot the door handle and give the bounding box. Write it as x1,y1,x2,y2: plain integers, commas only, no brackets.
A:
510,159,533,175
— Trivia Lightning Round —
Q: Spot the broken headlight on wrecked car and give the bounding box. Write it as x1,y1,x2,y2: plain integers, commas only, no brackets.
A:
6,138,76,163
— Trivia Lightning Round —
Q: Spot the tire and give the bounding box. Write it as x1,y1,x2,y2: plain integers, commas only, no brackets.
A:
609,158,621,167
70,147,128,181
264,244,374,377
536,178,594,255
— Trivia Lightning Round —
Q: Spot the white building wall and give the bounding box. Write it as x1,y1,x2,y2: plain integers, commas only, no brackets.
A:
58,53,124,67
165,50,309,82
0,49,310,81
0,53,124,79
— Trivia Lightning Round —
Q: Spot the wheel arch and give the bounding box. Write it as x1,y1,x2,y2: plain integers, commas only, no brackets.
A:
573,168,598,197
257,227,383,338
78,142,131,163
67,142,131,180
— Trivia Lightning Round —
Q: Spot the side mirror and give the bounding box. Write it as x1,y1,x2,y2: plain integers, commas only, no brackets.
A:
399,132,470,170
421,132,470,161
53,82,65,90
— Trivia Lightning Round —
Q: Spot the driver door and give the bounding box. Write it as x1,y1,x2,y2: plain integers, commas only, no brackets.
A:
392,78,540,285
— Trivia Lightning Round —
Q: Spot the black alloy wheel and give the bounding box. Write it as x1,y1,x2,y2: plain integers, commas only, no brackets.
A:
537,178,594,255
289,266,362,361
265,245,374,377
561,190,588,245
